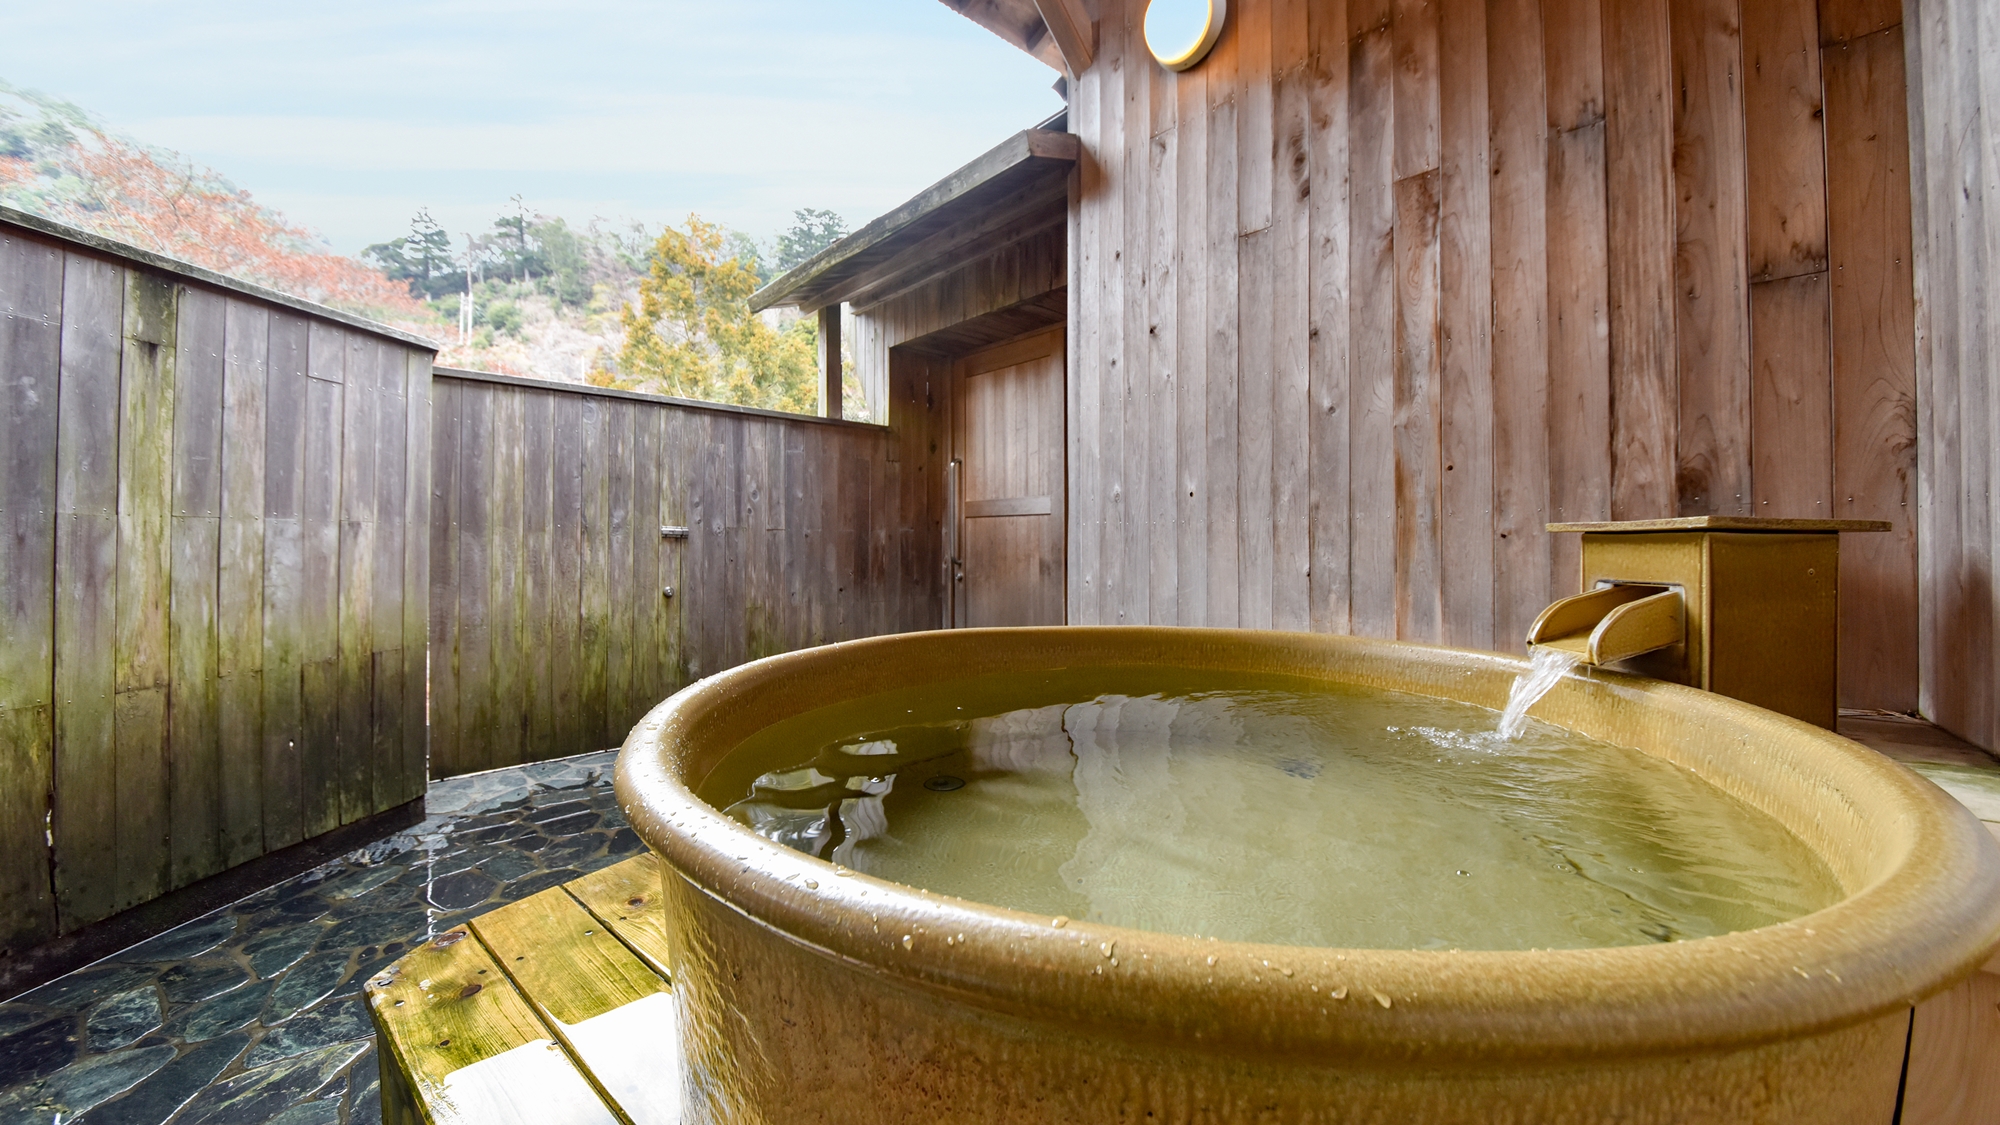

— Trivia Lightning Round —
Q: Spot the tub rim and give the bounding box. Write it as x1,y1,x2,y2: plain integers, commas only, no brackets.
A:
614,626,2000,1065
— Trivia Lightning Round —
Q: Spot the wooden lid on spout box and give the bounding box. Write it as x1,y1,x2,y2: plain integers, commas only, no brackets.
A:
1547,517,1892,534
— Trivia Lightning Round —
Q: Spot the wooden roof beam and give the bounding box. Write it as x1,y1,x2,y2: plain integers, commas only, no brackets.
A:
935,0,1065,71
751,129,1079,313
1031,0,1095,75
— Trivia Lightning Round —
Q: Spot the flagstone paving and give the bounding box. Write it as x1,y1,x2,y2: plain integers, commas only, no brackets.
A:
0,750,641,1125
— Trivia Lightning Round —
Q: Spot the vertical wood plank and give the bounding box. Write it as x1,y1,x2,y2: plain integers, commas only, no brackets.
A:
1176,59,1212,629
1438,0,1495,649
301,324,344,836
1271,0,1314,632
1487,0,1553,650
1670,0,1754,516
1234,0,1276,631
1120,1,1154,627
0,232,63,948
371,342,407,812
1392,166,1445,643
427,377,460,780
1749,273,1834,515
52,251,123,930
1825,24,1919,711
335,332,377,823
579,397,611,749
520,388,556,768
1601,0,1680,519
1148,89,1183,628
1543,0,1612,590
605,402,636,732
1348,17,1398,637
1742,0,1831,282
453,381,492,776
262,312,308,844
168,286,224,887
218,298,268,867
1307,0,1353,636
114,269,177,911
550,393,585,757
489,388,525,766
1203,48,1243,628
401,350,430,798
1097,6,1128,625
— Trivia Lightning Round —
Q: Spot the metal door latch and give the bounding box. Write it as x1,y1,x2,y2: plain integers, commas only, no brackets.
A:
661,526,690,539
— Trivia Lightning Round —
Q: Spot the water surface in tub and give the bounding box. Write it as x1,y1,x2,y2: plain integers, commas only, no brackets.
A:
701,668,1840,950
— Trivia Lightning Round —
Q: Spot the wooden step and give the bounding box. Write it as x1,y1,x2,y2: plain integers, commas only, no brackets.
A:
366,853,679,1125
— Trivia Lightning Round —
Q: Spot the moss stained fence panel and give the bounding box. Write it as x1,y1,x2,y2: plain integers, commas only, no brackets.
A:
0,207,433,963
425,369,946,780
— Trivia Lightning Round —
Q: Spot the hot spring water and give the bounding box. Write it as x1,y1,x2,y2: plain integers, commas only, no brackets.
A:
702,665,1837,951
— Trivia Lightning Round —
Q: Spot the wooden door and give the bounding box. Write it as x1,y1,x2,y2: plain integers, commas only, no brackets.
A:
949,327,1066,627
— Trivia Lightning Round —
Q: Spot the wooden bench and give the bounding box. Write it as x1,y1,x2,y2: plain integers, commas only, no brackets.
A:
365,854,681,1125
371,848,2000,1124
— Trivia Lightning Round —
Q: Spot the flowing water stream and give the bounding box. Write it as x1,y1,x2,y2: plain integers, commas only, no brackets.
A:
1498,646,1584,739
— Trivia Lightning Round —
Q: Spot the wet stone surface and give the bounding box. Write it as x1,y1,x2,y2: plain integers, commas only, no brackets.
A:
0,750,639,1125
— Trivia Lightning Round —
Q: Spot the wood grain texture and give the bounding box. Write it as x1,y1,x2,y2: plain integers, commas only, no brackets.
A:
425,373,931,778
3,215,431,957
1826,24,1919,714
1600,0,1678,520
1030,0,1920,672
114,269,176,911
1670,0,1753,516
1741,0,1830,282
1487,0,1552,650
0,231,63,949
1749,273,1834,517
563,852,673,981
1902,971,2000,1125
52,251,124,930
169,287,225,888
1906,0,1993,742
1436,0,1494,650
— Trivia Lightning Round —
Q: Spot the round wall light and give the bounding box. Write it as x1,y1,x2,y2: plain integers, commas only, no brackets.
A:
1144,0,1227,72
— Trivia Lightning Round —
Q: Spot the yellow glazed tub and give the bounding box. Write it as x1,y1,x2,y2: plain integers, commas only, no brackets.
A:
613,627,2000,1124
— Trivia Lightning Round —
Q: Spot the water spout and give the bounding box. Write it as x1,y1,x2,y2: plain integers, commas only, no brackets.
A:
1499,647,1583,738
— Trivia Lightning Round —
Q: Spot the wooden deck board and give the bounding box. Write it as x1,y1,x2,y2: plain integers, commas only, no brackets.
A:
564,852,674,980
366,924,622,1125
370,854,679,1125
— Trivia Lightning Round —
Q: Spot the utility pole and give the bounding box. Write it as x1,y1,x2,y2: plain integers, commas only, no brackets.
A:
460,235,475,346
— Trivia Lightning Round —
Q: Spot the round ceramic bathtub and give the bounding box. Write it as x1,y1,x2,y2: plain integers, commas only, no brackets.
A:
613,627,2000,1124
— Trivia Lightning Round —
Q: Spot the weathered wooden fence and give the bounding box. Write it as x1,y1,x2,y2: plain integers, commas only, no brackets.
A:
426,369,944,779
0,210,432,957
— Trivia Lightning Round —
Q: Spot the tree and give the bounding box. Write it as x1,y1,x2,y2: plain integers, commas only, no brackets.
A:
617,216,819,413
363,208,459,299
774,207,849,273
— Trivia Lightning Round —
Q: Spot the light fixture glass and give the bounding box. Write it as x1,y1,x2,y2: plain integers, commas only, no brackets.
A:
1144,0,1227,72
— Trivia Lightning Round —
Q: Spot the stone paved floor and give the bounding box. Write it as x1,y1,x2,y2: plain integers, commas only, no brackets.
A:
0,750,642,1125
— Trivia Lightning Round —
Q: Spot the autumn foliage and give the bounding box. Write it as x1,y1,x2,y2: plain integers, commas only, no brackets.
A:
1,117,436,334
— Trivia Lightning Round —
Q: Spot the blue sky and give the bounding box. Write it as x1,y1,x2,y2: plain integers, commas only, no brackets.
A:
1,0,1063,252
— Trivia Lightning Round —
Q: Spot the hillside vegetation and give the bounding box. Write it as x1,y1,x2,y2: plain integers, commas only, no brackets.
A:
0,81,855,414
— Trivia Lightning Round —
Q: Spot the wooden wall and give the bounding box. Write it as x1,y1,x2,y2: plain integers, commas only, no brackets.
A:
852,223,1067,421
426,370,944,779
1908,0,2000,748
0,217,431,957
1063,0,1919,708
